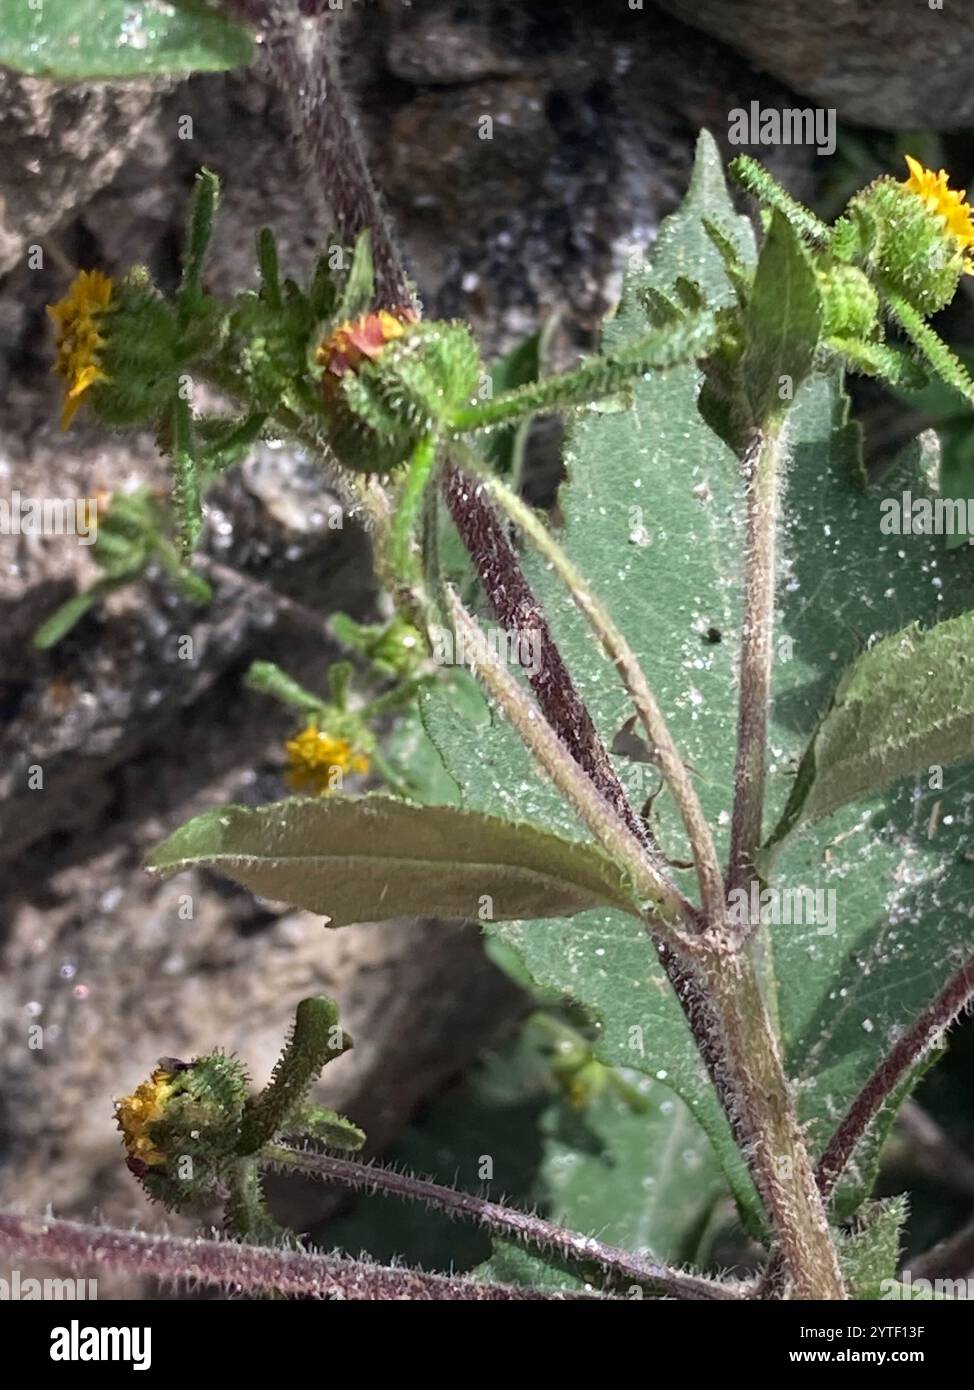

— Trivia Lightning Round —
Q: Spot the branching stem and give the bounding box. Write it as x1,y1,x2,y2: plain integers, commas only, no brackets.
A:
265,1145,747,1299
816,949,974,1200
445,589,692,933
210,0,851,1303
441,464,673,873
467,454,725,924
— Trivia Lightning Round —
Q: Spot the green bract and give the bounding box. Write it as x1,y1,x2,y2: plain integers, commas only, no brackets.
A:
816,263,881,341
846,177,968,316
127,1053,249,1209
90,273,183,427
332,321,483,473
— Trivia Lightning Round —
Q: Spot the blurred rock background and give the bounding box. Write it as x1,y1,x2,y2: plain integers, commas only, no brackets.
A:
1,0,973,1287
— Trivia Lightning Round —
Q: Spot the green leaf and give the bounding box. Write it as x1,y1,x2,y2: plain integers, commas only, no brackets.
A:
1,0,254,79
288,1105,365,1152
741,211,823,427
476,1063,728,1293
378,704,464,805
146,796,642,926
773,610,974,842
180,168,221,314
766,403,974,1215
838,1196,907,1296
32,589,99,650
475,1240,578,1292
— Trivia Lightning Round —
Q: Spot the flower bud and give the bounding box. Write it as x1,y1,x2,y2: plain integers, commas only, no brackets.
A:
846,157,974,317
318,314,481,473
115,1052,249,1208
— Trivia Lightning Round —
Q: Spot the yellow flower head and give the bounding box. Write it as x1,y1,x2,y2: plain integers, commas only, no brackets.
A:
285,725,370,796
47,269,114,429
903,156,974,273
115,1066,175,1168
317,307,417,381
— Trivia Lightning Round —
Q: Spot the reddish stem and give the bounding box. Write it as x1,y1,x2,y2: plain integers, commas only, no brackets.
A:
816,951,974,1199
0,1211,581,1301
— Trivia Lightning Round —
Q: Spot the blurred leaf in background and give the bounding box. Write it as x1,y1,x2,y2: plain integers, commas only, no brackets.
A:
0,0,254,80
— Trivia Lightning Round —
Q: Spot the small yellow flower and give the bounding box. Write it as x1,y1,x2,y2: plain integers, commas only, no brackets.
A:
903,156,974,273
285,725,370,796
115,1066,175,1168
47,269,114,429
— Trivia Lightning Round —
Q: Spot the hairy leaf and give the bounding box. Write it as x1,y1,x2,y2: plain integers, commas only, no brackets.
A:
773,609,974,839
838,1196,907,1297
741,211,822,427
424,132,974,1236
146,796,641,926
766,407,974,1216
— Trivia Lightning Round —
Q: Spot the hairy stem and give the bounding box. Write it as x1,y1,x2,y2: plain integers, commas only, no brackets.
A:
469,456,725,923
446,589,691,930
441,464,672,873
0,1211,571,1301
716,421,845,1296
700,948,846,1299
225,1158,290,1245
728,156,832,248
265,1145,746,1299
447,314,715,432
446,574,836,1292
229,1,843,1302
239,997,346,1155
236,0,415,309
816,949,974,1201
728,427,784,899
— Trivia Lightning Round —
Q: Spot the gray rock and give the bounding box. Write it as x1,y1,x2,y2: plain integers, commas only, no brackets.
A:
363,2,818,358
0,69,166,275
653,0,974,131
